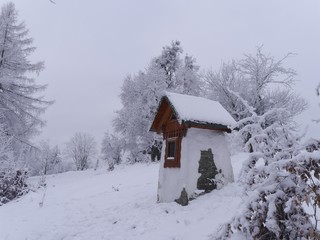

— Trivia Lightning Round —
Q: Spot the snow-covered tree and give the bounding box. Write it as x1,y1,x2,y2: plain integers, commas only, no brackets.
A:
205,47,307,124
0,2,52,147
0,124,13,167
41,143,61,175
114,63,166,162
175,55,202,95
113,41,202,162
216,95,319,239
154,40,183,89
0,2,51,205
205,61,248,121
27,141,62,176
65,133,97,171
101,132,125,170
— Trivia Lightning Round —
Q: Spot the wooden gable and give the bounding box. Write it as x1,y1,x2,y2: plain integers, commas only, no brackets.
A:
150,97,174,134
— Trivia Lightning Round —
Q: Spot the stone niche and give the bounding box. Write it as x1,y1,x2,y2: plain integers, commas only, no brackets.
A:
197,148,218,193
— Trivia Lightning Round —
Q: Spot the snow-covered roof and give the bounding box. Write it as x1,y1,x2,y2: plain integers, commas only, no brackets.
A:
165,92,236,127
149,92,236,133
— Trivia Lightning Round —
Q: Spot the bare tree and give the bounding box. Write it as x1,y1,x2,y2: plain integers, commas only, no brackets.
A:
65,133,97,171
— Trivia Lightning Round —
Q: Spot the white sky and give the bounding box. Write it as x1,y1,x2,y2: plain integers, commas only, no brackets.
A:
10,0,320,147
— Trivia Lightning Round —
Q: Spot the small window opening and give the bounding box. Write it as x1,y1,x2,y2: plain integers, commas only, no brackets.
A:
164,137,180,168
167,141,176,160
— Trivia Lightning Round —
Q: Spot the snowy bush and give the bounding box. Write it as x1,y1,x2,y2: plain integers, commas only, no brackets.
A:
0,169,29,206
218,150,320,239
0,124,29,205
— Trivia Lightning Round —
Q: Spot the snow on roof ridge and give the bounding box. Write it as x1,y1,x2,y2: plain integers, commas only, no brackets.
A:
165,91,236,127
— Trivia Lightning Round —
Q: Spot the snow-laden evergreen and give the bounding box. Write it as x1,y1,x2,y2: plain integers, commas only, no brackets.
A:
0,3,51,144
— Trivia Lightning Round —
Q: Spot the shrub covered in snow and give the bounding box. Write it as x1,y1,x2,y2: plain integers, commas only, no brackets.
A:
0,169,29,206
218,150,320,239
0,124,29,205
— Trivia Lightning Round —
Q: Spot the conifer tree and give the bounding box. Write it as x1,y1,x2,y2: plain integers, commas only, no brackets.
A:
0,2,51,204
0,2,52,146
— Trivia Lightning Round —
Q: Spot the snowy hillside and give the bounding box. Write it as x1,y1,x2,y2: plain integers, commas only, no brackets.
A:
0,155,247,240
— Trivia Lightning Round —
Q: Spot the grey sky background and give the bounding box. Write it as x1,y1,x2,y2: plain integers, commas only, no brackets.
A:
9,0,320,148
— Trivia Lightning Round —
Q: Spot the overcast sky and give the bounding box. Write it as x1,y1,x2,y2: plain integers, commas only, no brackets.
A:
10,0,320,147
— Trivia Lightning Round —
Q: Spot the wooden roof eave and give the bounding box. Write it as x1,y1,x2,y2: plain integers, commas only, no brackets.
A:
183,120,232,133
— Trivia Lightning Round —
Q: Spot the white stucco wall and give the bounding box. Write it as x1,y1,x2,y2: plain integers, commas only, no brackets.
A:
158,128,234,203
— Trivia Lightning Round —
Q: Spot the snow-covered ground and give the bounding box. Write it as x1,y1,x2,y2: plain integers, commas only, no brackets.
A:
0,155,247,240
